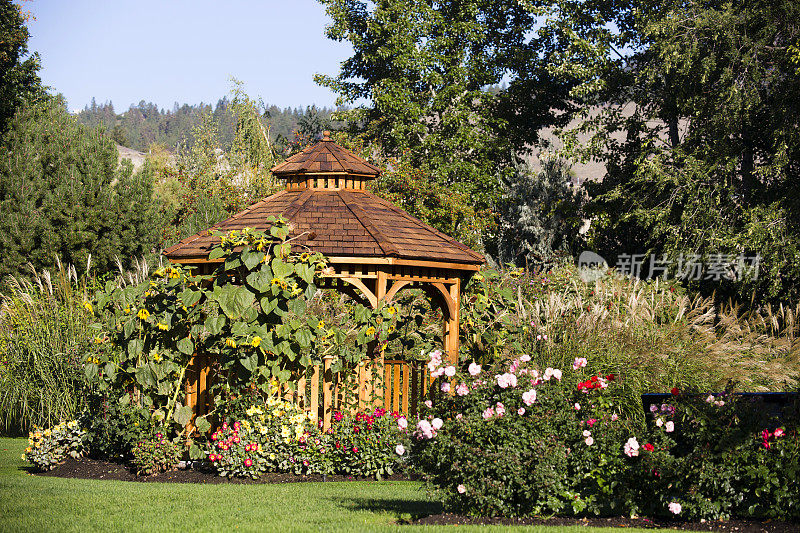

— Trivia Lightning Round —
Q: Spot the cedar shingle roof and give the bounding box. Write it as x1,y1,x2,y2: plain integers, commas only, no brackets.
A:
163,189,484,265
270,132,381,177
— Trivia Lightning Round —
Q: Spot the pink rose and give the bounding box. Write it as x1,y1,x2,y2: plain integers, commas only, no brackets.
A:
496,373,517,388
773,427,785,438
552,368,562,381
522,389,537,406
572,357,588,370
482,407,495,420
520,354,531,362
668,502,682,515
444,365,456,377
574,403,581,411
665,421,674,433
455,383,469,396
440,382,451,393
517,408,525,415
395,444,405,456
457,484,466,494
431,418,443,430
585,436,594,446
468,362,481,376
397,417,408,430
416,419,434,439
495,403,505,417
624,437,640,457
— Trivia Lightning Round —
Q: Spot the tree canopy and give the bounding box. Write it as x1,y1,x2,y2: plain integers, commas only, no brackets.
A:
0,0,44,135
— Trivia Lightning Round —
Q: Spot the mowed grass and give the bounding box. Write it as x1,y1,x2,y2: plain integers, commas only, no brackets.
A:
0,438,670,533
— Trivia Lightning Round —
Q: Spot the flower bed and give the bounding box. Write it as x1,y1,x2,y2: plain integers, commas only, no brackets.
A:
205,397,411,480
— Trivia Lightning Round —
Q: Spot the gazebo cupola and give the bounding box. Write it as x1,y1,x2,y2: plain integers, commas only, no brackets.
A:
273,131,381,191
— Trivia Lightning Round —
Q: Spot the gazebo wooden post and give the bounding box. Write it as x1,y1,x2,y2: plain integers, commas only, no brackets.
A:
446,278,461,366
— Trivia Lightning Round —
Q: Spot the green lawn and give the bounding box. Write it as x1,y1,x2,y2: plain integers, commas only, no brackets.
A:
0,438,669,532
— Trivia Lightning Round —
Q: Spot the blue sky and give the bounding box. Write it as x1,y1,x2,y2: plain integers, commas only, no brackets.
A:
26,0,352,112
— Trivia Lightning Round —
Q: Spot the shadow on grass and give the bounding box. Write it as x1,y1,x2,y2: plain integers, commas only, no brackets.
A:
334,496,443,521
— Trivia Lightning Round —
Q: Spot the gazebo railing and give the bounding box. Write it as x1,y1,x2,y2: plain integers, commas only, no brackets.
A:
186,357,432,432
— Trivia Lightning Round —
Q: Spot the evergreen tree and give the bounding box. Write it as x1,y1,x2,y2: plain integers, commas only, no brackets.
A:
497,158,584,267
0,98,162,280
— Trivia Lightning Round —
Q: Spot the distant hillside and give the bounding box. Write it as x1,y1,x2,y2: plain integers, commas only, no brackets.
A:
77,98,339,153
116,144,147,171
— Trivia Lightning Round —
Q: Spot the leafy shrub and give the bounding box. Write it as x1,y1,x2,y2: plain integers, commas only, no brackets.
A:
22,420,85,471
413,348,799,521
412,350,634,517
131,429,183,475
326,408,410,479
81,398,151,461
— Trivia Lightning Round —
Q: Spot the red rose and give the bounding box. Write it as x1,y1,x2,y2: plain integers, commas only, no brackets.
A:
671,387,679,395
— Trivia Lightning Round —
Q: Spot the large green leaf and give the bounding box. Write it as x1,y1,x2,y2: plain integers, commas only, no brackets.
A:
179,288,203,308
297,263,315,284
246,270,272,292
135,365,157,389
241,249,265,270
271,258,293,278
128,338,143,358
240,353,259,372
214,285,256,319
295,327,314,348
288,298,306,316
173,405,192,426
208,247,225,261
177,336,194,355
204,315,225,335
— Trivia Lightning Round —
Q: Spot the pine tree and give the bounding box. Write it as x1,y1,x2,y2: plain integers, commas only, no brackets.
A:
0,98,163,280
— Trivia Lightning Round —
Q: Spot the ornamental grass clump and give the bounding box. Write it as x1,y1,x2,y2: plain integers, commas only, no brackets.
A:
22,420,86,471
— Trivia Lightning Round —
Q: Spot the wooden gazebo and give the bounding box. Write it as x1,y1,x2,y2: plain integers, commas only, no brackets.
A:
164,131,484,424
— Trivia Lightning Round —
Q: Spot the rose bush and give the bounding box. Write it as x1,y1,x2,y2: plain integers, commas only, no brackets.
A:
626,390,800,521
413,349,799,521
413,351,634,517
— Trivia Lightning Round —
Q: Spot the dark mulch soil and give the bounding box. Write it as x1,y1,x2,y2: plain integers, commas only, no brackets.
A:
409,513,799,533
36,459,799,532
36,456,411,484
